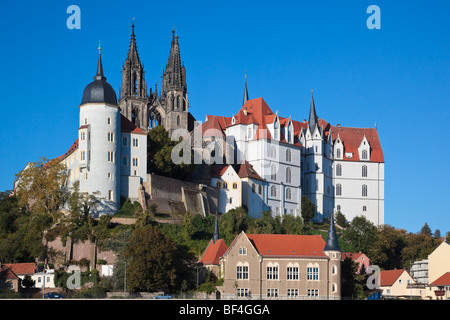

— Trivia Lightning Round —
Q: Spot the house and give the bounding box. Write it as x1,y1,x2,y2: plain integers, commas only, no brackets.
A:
219,216,341,299
0,265,21,292
199,215,228,277
428,241,450,284
379,269,422,299
4,262,55,289
428,272,450,300
341,252,371,274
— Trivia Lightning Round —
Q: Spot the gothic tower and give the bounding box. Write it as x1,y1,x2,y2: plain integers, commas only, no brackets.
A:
119,22,150,131
156,28,189,136
323,213,341,299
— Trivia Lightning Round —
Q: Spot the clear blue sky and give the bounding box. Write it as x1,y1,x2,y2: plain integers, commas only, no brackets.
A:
1,1,449,234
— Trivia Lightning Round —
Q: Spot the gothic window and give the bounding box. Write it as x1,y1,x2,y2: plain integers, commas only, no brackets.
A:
266,263,279,280
233,183,238,189
271,165,277,181
336,184,342,196
132,138,139,147
271,185,277,197
362,165,368,177
336,148,341,159
362,150,368,160
336,164,342,176
362,184,368,197
363,205,367,212
307,264,319,280
286,188,292,200
286,149,292,162
286,167,292,184
122,156,128,166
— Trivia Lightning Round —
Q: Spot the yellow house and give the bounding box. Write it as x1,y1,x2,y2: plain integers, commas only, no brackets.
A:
379,269,422,299
428,241,450,284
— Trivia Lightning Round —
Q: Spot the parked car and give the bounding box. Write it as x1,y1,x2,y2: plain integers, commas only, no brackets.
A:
152,295,172,299
45,292,65,299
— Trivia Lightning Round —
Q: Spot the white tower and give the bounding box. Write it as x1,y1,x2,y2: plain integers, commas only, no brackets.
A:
78,47,121,215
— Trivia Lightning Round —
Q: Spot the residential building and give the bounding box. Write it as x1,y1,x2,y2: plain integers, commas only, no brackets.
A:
0,265,20,292
341,252,371,274
220,215,341,299
428,241,450,284
428,272,450,300
379,269,422,299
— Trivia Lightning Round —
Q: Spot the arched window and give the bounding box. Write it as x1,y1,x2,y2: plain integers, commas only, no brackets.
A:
362,150,368,160
363,205,367,212
286,188,292,200
336,184,342,196
336,164,342,176
271,165,277,181
336,205,341,211
336,148,341,159
286,167,292,184
216,181,221,188
362,165,368,177
177,115,181,126
232,183,238,189
362,184,368,197
271,185,277,197
286,149,292,162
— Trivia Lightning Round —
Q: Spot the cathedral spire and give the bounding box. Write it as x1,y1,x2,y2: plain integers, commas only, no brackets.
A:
242,74,249,106
308,90,318,134
162,27,186,93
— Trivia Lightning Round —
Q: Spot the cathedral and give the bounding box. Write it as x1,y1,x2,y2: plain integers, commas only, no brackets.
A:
118,23,194,135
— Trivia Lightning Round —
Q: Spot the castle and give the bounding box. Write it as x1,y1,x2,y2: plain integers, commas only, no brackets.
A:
56,22,384,225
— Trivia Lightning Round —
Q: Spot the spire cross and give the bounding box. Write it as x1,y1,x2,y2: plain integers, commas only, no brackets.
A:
98,40,101,54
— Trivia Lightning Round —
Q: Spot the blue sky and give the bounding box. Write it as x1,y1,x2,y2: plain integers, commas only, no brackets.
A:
1,1,449,234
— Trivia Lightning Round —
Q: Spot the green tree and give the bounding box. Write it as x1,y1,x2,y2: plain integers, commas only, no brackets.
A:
219,207,250,245
368,225,406,270
420,223,432,237
123,225,177,292
15,157,70,223
147,125,194,180
342,216,377,253
301,196,315,224
335,211,349,229
401,232,440,270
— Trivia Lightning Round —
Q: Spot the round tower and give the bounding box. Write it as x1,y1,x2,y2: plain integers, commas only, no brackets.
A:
323,213,341,300
78,47,121,216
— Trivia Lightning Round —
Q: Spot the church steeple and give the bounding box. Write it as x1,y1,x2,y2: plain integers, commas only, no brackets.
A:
242,75,249,106
308,90,318,134
162,28,186,94
120,20,147,99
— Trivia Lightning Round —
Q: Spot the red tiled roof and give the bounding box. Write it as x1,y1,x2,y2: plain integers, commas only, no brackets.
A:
210,162,264,181
236,162,264,181
246,234,327,257
205,97,383,163
429,272,450,286
121,114,146,135
341,252,365,261
329,126,384,163
379,269,407,286
4,262,36,275
199,239,228,265
57,139,79,162
0,266,19,280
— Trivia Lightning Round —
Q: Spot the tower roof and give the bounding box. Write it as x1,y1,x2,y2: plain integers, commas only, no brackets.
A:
242,75,249,106
324,213,341,251
80,47,117,106
308,91,318,134
162,28,186,93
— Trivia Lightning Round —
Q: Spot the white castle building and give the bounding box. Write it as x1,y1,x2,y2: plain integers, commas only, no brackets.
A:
57,50,147,216
199,86,384,225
